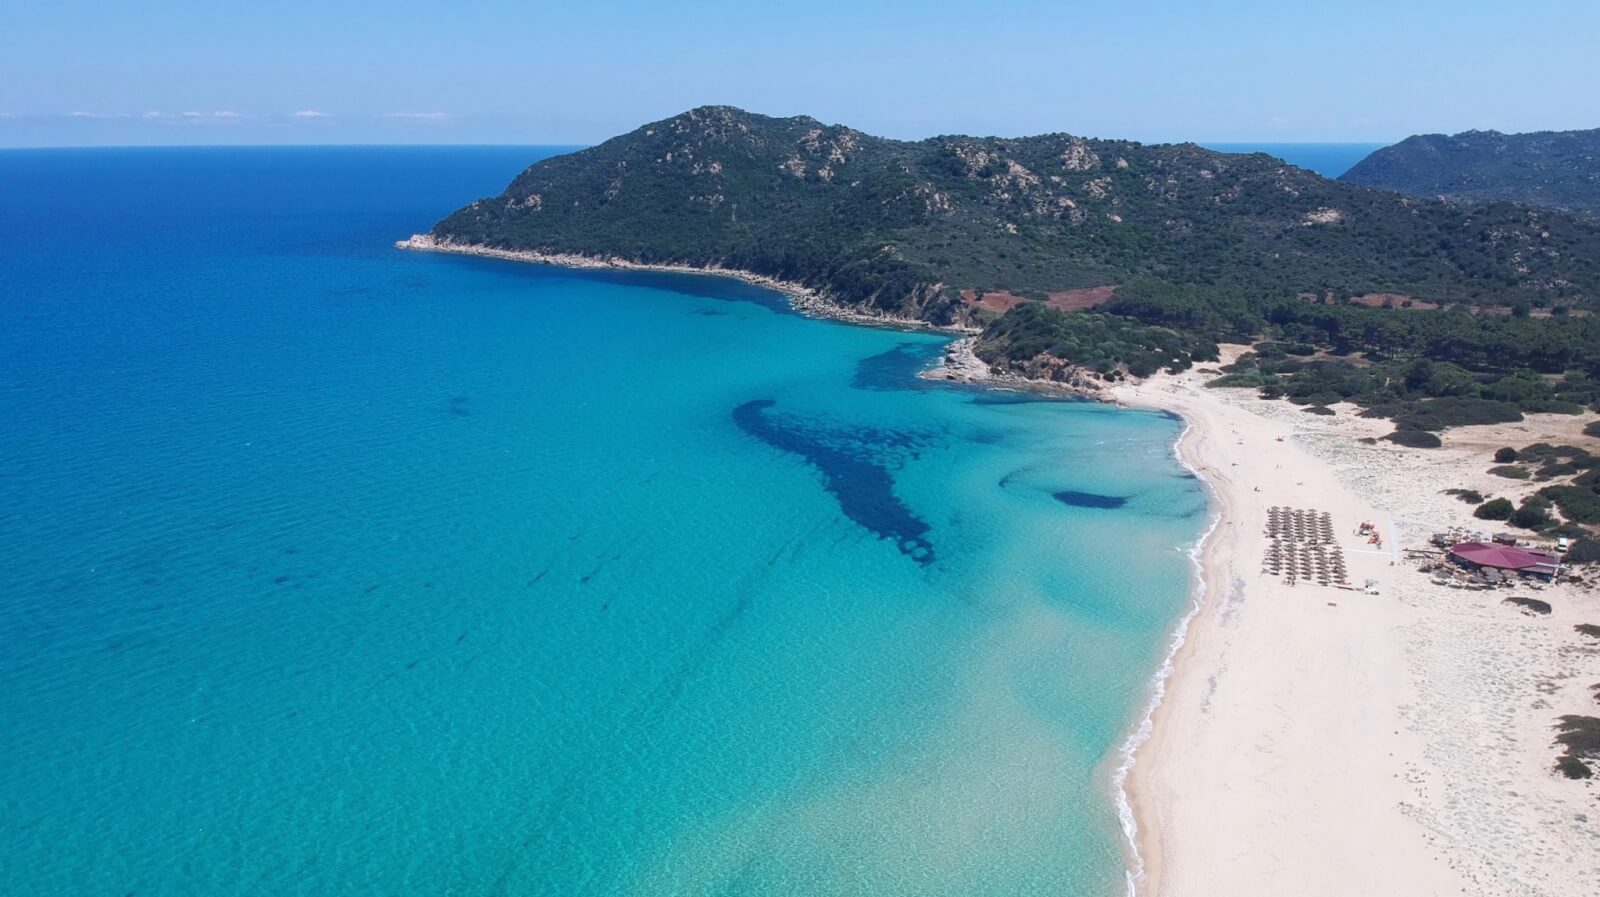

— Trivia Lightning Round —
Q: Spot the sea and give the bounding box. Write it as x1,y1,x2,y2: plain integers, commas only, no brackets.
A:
1201,142,1387,178
0,147,1207,896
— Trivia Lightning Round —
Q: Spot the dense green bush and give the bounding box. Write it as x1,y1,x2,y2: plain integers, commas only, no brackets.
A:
1206,373,1267,389
1554,716,1600,779
1475,497,1515,520
1481,372,1553,404
1509,498,1554,529
1519,399,1585,415
1386,429,1442,448
1489,465,1532,479
1536,462,1578,479
1392,397,1524,431
1541,485,1600,523
1494,447,1519,462
1567,538,1600,564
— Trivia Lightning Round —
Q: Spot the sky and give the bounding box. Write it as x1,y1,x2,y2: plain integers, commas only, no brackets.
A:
3,0,1598,148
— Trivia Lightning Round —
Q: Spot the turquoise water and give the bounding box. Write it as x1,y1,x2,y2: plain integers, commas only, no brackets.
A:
0,148,1205,896
1201,142,1387,177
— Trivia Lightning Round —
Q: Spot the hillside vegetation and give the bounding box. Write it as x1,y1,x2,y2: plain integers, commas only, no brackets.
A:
435,107,1600,322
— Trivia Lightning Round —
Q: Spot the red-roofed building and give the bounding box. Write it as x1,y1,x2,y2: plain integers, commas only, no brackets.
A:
1449,542,1562,578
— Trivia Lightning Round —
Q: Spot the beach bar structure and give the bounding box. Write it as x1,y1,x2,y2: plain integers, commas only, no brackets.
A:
1448,542,1563,580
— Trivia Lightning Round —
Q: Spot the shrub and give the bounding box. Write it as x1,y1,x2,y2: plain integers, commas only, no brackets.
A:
1540,485,1600,524
1386,429,1441,448
1585,420,1600,438
1304,405,1336,416
1206,373,1266,389
1446,488,1484,503
1576,624,1600,639
1475,498,1514,520
1494,447,1519,463
1289,392,1342,407
1391,397,1523,432
1509,502,1553,530
1568,538,1600,564
1489,465,1531,480
1555,715,1600,771
1358,402,1408,420
1548,523,1592,540
1504,596,1552,615
1481,372,1553,404
1557,755,1594,779
1536,462,1578,480
1519,399,1585,415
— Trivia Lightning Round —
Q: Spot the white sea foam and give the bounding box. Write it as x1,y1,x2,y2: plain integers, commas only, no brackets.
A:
1111,412,1221,897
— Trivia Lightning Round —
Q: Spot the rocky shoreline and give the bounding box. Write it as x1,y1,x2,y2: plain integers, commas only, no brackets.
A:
395,234,971,334
917,337,1111,400
399,234,1124,403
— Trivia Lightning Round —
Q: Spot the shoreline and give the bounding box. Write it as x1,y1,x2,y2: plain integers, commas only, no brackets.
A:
1111,356,1598,897
1108,406,1222,897
396,234,978,334
917,336,1112,401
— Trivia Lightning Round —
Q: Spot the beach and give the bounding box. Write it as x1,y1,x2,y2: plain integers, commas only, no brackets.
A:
1114,350,1600,897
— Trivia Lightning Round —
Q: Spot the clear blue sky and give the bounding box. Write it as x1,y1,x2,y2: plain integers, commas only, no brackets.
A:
4,0,1597,147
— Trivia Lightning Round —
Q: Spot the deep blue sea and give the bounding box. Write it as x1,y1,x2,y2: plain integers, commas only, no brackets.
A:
0,147,1206,896
1201,142,1386,178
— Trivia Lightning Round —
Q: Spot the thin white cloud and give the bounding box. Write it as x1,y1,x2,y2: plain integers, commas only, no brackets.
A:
292,109,332,118
180,110,240,120
68,111,134,119
378,111,453,121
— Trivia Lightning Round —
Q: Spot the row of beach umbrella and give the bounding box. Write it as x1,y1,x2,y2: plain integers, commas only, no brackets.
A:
1266,506,1335,545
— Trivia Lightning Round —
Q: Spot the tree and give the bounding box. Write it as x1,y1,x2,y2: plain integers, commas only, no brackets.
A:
1494,447,1519,463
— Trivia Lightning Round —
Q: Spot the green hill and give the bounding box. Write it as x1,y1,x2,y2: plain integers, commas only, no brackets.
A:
430,107,1600,324
1341,128,1600,216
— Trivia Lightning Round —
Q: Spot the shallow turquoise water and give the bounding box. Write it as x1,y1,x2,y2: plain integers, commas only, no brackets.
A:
0,148,1205,896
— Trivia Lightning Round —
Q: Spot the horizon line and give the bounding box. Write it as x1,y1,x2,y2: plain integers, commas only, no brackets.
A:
0,138,1400,152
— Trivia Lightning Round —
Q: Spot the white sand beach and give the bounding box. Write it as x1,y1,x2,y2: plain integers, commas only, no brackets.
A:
1115,349,1600,897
